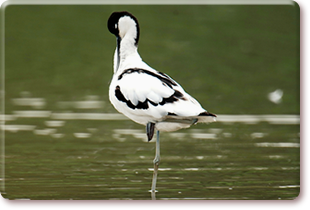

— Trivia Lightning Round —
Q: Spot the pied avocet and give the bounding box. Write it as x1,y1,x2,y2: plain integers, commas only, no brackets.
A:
107,11,216,193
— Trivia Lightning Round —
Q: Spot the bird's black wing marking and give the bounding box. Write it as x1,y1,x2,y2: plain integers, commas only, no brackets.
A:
159,90,186,105
115,85,186,110
115,85,151,109
115,69,186,110
118,68,177,88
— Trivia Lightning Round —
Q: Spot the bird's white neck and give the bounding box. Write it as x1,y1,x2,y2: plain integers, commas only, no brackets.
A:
113,32,142,73
113,16,141,73
120,33,140,61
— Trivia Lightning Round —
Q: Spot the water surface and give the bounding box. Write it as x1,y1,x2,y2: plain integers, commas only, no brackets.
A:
2,108,300,200
2,4,299,200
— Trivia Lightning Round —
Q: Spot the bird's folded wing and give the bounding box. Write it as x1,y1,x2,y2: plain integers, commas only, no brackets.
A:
116,70,176,106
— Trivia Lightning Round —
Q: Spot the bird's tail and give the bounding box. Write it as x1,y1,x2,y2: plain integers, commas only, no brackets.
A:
162,111,216,124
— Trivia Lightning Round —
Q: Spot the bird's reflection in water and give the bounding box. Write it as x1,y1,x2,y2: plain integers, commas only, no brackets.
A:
151,191,156,200
150,190,157,200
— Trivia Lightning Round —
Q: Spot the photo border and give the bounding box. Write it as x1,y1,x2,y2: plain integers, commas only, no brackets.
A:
0,0,309,209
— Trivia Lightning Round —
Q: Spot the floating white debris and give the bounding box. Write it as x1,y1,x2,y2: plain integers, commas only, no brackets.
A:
33,128,56,135
45,120,65,127
281,167,299,170
255,142,300,148
73,133,91,138
13,110,51,118
168,177,183,180
184,168,200,171
278,185,300,189
251,132,266,139
148,168,172,171
268,89,283,104
249,167,269,171
11,98,46,109
191,133,217,140
2,125,36,132
268,155,284,159
130,180,142,183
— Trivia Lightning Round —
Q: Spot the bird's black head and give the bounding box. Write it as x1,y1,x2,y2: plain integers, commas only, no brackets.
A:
107,11,140,45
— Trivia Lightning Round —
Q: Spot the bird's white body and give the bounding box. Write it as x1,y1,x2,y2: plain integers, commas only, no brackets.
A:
108,12,215,133
107,11,216,194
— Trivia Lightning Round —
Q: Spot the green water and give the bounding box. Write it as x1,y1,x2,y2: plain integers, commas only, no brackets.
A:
3,120,300,200
2,4,299,200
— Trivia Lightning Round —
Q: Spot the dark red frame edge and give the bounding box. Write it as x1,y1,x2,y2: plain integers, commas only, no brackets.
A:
0,0,309,209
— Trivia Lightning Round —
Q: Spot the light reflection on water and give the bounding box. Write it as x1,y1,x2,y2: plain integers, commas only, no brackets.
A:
255,142,300,148
2,95,300,200
0,112,300,142
4,111,300,123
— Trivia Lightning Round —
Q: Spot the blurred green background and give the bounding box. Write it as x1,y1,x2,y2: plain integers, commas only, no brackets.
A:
2,4,300,200
5,4,299,114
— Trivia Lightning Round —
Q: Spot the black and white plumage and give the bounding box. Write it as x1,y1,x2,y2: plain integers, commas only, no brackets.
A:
107,11,216,194
108,11,216,139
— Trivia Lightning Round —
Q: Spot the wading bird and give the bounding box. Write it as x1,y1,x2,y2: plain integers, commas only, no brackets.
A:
107,11,216,193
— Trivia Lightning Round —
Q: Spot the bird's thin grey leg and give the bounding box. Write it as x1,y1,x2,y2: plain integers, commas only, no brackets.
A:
151,130,160,193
